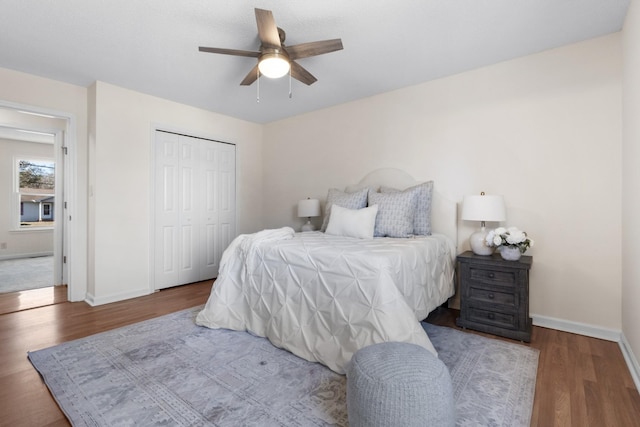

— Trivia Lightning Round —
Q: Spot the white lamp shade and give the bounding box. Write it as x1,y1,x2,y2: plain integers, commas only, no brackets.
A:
297,198,321,218
461,195,506,222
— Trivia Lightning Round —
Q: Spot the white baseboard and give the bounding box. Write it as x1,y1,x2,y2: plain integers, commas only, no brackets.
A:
620,332,640,392
532,313,640,391
0,252,53,261
531,313,621,342
85,288,152,306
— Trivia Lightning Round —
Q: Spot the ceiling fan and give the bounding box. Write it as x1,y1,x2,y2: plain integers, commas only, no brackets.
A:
199,8,343,86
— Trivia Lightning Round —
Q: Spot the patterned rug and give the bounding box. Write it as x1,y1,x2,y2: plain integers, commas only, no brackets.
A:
28,306,539,426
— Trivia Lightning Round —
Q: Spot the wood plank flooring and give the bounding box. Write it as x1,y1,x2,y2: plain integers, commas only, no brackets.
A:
426,307,640,426
0,285,67,315
0,282,638,426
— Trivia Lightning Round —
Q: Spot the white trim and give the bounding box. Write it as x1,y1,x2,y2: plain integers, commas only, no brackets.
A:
0,252,53,261
9,227,54,232
12,155,56,230
0,100,82,301
85,288,153,307
148,125,157,295
532,313,621,342
52,131,64,286
532,314,640,390
619,332,640,392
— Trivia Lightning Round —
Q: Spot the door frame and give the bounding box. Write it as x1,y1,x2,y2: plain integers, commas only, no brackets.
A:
0,100,80,301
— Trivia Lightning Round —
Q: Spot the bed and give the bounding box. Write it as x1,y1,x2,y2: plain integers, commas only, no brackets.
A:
196,168,457,374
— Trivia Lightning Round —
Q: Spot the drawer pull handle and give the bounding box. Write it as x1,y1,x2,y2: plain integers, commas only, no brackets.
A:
487,313,495,320
488,273,495,279
487,293,495,299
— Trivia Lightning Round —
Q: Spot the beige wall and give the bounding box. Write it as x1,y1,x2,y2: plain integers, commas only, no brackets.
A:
87,82,263,304
622,0,640,380
0,26,631,365
263,34,623,330
0,139,54,259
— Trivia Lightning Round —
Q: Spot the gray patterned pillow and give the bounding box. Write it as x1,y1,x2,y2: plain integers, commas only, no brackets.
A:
368,191,416,238
380,181,433,235
321,187,370,232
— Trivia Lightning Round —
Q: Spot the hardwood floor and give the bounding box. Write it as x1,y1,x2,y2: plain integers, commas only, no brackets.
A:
0,285,67,315
426,307,640,426
0,280,214,427
0,282,638,426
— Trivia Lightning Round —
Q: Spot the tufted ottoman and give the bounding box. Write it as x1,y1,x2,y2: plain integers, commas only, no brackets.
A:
346,342,455,427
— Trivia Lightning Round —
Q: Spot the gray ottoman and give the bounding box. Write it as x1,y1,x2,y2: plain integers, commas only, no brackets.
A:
346,342,455,427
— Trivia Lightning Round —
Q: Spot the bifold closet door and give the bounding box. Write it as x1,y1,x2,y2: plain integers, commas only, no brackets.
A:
154,131,235,290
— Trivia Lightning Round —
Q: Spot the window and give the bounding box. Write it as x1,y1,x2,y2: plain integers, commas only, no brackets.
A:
16,158,55,229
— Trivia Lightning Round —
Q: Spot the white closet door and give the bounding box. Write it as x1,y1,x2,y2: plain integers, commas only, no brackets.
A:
154,131,235,290
178,136,200,285
217,144,236,262
200,142,219,280
154,132,180,289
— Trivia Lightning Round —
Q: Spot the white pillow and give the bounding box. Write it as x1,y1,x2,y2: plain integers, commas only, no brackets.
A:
320,187,370,232
325,204,379,239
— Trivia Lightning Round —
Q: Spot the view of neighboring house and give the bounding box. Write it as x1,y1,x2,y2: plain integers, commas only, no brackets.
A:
20,188,54,224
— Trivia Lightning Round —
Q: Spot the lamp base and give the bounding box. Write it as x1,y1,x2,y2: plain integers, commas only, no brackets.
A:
469,228,494,256
301,220,315,232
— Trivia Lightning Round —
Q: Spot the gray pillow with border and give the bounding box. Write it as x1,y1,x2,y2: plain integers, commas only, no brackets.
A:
368,190,416,238
380,181,433,235
321,187,369,232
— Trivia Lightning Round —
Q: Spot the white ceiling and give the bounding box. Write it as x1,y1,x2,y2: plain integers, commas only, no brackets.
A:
0,0,630,124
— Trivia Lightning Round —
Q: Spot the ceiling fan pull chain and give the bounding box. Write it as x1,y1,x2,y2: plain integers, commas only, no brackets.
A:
256,69,260,103
289,68,292,99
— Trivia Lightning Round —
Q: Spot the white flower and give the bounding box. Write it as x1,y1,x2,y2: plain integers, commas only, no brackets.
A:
485,230,495,245
482,226,533,253
506,229,526,245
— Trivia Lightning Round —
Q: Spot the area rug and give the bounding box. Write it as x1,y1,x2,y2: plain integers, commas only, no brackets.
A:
28,306,539,426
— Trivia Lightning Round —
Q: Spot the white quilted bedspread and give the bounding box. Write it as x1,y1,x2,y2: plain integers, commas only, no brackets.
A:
196,229,455,374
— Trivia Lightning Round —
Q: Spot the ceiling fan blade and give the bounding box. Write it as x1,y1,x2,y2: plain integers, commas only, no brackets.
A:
286,39,343,60
240,64,260,86
255,8,281,48
199,46,260,58
290,61,317,86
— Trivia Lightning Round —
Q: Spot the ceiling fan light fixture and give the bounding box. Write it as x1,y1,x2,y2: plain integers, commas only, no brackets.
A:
258,52,290,78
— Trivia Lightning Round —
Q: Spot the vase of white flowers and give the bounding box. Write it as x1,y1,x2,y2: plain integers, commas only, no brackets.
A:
485,227,534,261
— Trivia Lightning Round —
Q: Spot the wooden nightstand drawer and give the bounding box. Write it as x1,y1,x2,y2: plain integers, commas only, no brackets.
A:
456,251,533,342
469,267,516,287
467,285,516,306
467,307,517,330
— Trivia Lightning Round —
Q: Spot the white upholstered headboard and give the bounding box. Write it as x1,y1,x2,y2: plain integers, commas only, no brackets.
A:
345,168,458,249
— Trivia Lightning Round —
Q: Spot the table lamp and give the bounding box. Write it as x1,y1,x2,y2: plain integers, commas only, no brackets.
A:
297,198,321,232
461,192,506,255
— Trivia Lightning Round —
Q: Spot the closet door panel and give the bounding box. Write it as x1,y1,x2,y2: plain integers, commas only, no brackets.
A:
154,132,180,289
180,137,201,284
154,131,235,290
200,143,220,279
217,145,236,262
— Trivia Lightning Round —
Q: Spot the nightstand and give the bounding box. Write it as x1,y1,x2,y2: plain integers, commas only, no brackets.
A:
455,250,533,342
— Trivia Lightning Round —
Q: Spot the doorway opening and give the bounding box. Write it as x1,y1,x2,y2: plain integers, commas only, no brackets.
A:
0,105,72,312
